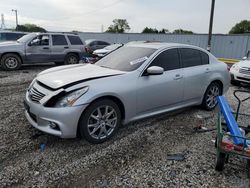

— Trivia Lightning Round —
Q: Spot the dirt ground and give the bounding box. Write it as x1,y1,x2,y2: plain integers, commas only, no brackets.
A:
0,65,250,188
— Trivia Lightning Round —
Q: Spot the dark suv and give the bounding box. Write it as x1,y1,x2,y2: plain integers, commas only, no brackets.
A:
0,32,85,70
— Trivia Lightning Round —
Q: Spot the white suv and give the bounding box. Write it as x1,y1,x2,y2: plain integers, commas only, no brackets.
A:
230,51,250,85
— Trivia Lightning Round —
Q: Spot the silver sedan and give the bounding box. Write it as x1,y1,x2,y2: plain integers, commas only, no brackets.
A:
24,43,230,143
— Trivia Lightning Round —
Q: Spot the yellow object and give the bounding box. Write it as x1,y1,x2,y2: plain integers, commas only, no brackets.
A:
218,58,240,64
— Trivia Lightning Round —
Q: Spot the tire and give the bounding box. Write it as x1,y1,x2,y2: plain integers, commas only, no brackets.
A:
78,99,121,144
247,159,250,178
230,80,241,86
202,82,222,111
215,152,226,171
1,53,22,71
64,53,79,65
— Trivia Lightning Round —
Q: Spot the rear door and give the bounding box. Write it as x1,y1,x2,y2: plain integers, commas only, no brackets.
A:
136,48,184,114
180,48,210,102
25,34,51,63
50,34,69,62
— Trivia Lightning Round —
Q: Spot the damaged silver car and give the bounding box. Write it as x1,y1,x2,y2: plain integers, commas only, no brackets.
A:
24,43,230,143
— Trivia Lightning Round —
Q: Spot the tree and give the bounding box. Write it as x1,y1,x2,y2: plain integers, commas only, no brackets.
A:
17,24,46,32
142,27,159,33
141,27,169,34
173,29,193,34
106,19,130,33
159,28,169,34
229,20,250,34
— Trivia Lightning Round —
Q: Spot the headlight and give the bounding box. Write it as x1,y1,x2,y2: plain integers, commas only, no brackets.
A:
28,79,36,90
55,87,89,107
230,64,240,72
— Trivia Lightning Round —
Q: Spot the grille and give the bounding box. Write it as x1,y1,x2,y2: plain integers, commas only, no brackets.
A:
29,86,46,103
239,68,250,75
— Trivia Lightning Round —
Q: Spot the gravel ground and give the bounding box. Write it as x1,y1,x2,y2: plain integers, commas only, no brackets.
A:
0,65,250,188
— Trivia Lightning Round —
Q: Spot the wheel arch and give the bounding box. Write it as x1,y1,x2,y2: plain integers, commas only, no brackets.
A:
0,52,23,64
210,79,224,94
76,95,126,137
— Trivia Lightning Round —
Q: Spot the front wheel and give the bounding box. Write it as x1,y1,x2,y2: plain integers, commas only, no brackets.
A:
1,53,22,70
64,53,79,65
202,82,222,111
78,99,121,144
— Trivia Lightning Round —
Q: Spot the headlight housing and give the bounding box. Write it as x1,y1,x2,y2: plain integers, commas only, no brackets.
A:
230,64,240,72
55,87,89,107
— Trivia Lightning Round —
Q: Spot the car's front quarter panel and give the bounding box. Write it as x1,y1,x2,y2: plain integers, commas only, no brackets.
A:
72,72,139,124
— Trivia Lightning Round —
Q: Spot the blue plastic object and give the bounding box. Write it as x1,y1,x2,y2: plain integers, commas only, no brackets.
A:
217,96,244,145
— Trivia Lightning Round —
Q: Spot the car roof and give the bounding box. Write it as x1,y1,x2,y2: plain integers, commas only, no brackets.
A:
126,42,200,50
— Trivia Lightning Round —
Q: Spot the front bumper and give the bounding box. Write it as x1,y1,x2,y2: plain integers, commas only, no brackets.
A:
24,92,88,138
230,70,250,84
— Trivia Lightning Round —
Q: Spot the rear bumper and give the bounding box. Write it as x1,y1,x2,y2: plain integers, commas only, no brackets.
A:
24,92,88,138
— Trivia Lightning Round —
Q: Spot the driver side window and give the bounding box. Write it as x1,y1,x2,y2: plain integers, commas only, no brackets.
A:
149,48,180,71
30,35,49,46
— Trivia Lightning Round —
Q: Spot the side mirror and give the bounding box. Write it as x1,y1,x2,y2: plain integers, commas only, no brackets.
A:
146,66,164,75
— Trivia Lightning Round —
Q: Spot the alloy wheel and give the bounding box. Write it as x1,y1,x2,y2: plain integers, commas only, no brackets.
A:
206,84,220,109
87,105,117,140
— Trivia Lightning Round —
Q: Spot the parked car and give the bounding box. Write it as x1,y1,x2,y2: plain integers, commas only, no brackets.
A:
24,43,230,143
0,31,27,42
93,43,123,58
85,39,110,54
230,50,250,85
0,32,85,70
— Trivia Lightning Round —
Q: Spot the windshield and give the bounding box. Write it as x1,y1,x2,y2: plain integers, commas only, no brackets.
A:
95,46,156,71
17,33,37,43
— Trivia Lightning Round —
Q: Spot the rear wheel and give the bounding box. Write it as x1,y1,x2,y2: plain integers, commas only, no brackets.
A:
202,82,222,110
64,53,79,65
1,53,22,70
78,99,121,144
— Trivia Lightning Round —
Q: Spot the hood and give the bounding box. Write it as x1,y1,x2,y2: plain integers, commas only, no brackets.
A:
37,64,125,89
237,60,250,68
0,41,20,47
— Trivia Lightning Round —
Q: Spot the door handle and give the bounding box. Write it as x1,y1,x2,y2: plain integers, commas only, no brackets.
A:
43,47,49,49
174,74,183,80
64,46,69,49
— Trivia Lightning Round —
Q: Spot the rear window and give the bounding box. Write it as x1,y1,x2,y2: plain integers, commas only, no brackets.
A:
67,35,83,45
52,35,68,45
98,41,109,45
96,46,156,72
200,51,209,64
0,33,25,41
180,48,202,68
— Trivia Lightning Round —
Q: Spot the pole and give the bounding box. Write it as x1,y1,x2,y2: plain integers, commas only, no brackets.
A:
207,0,215,52
11,9,18,31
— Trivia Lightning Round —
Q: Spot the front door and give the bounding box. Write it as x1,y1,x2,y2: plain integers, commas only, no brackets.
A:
26,34,51,63
136,48,184,115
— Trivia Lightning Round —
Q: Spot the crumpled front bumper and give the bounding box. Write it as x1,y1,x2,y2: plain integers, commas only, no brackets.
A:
24,92,88,138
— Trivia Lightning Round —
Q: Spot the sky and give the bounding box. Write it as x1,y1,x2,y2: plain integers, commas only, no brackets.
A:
0,0,249,34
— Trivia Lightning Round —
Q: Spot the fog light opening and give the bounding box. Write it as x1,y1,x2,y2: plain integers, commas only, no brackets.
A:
49,121,60,130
